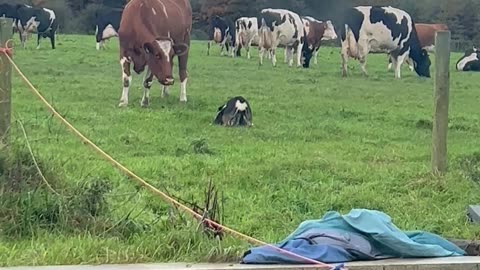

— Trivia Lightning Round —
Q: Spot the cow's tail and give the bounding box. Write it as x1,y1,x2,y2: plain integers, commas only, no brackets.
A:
260,26,272,49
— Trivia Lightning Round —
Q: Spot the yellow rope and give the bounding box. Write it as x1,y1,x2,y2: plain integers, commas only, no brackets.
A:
1,51,339,270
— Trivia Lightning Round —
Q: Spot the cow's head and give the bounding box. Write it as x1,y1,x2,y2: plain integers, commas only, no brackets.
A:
413,49,431,77
301,40,313,68
143,37,189,86
321,21,337,41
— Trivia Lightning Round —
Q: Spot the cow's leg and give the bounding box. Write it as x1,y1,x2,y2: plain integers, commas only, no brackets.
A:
225,42,230,57
50,30,56,50
406,57,414,72
36,34,41,50
259,47,265,66
286,46,294,67
207,41,211,56
341,42,349,77
220,43,225,56
313,48,319,65
359,57,368,77
387,55,393,70
394,54,408,79
178,53,189,103
357,41,369,77
119,57,132,107
271,48,277,67
161,86,170,98
246,39,252,59
284,47,289,63
141,67,153,107
19,31,26,49
296,42,303,67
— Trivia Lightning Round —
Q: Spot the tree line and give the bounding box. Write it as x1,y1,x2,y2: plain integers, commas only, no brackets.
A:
0,0,477,49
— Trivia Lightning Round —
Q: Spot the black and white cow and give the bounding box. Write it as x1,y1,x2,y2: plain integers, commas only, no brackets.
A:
234,17,259,59
456,47,480,72
207,15,237,57
340,6,431,78
0,4,28,35
257,8,305,67
94,8,122,50
13,5,58,49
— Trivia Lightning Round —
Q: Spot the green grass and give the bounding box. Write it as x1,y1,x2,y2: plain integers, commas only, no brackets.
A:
1,34,480,266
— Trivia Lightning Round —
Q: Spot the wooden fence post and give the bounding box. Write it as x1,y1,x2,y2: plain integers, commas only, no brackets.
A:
0,18,13,144
432,31,451,176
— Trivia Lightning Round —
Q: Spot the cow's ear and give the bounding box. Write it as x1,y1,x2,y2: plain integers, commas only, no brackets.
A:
173,43,189,56
143,42,155,55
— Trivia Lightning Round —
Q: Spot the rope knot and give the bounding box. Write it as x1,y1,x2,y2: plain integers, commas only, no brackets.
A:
0,47,13,57
1,39,14,57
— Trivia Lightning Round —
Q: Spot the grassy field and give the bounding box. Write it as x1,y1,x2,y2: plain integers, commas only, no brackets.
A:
1,34,480,266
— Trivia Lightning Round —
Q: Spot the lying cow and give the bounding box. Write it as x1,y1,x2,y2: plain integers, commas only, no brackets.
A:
234,17,259,59
456,47,480,72
207,15,237,57
341,6,431,78
388,23,449,71
118,0,192,107
301,17,337,68
258,8,305,68
95,8,123,50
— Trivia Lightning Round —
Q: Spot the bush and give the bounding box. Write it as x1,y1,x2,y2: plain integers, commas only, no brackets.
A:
0,142,146,239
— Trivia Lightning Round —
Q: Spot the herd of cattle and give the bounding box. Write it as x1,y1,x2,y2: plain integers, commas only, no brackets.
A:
1,1,480,110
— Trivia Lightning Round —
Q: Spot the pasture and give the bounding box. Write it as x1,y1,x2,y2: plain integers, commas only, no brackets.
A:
1,34,480,266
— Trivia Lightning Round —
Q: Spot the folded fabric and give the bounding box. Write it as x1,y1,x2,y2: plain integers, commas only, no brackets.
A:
241,209,465,264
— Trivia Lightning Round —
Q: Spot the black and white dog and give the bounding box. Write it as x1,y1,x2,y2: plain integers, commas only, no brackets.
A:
213,96,253,127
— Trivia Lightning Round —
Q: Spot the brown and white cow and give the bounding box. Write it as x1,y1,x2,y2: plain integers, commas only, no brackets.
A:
118,0,192,108
388,23,449,71
300,17,337,68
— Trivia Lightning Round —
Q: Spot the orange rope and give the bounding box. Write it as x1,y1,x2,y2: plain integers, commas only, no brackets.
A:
0,50,346,270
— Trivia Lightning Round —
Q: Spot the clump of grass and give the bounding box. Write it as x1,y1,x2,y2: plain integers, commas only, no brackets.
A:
190,138,214,155
458,152,480,183
0,142,148,239
415,119,433,130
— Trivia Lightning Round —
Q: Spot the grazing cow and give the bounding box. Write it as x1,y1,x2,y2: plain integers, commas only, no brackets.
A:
340,6,431,78
95,8,123,50
257,8,305,67
301,17,338,68
12,5,58,49
388,23,449,71
207,15,237,57
456,47,480,72
118,0,192,108
213,96,253,127
8,4,58,49
234,17,259,59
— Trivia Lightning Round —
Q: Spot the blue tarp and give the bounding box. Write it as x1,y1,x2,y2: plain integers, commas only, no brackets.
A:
241,209,465,264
